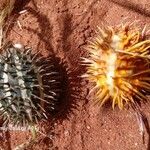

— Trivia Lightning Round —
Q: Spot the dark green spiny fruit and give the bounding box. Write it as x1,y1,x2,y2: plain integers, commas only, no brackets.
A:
0,44,60,126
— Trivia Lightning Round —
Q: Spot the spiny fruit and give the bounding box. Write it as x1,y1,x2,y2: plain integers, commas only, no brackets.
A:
0,43,60,126
82,23,150,109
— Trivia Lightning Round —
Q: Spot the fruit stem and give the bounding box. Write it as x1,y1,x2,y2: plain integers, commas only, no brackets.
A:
30,125,37,140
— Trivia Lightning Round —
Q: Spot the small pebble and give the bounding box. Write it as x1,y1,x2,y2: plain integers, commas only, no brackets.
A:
135,143,138,146
64,130,69,136
86,126,91,130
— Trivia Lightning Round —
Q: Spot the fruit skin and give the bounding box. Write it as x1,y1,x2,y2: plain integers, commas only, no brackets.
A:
0,43,60,126
82,24,150,109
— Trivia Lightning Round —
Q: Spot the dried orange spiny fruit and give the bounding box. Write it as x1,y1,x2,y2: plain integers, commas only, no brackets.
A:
82,24,150,109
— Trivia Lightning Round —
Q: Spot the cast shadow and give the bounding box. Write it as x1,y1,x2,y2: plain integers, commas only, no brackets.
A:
23,7,54,54
18,6,84,121
107,0,150,17
51,57,83,123
142,113,150,150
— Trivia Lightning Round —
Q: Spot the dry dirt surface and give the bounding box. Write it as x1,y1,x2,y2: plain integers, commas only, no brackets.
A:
0,0,150,150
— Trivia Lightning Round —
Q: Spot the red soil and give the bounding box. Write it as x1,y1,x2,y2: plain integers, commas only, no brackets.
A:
0,0,150,150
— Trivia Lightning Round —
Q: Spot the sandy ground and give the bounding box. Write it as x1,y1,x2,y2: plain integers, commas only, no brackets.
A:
0,0,150,149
